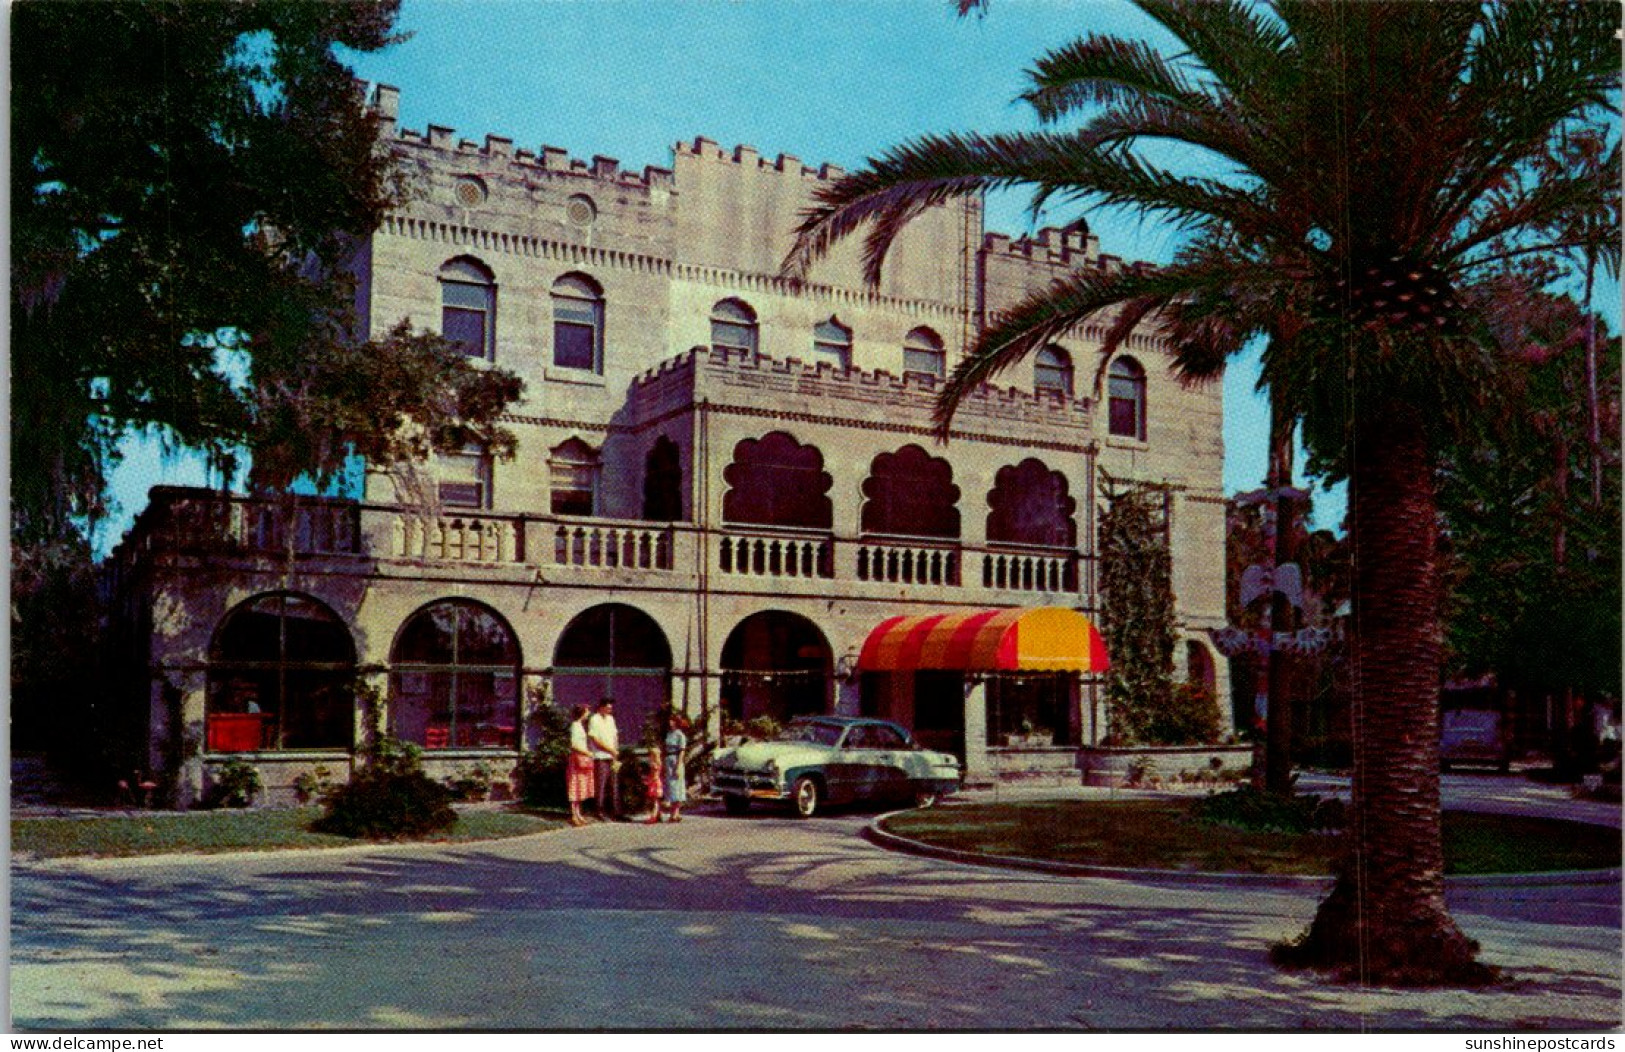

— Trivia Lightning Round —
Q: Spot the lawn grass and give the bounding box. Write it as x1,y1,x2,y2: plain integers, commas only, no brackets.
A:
881,800,1620,876
13,807,562,859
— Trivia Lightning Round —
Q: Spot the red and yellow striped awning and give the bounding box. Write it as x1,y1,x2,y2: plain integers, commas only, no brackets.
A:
857,607,1110,673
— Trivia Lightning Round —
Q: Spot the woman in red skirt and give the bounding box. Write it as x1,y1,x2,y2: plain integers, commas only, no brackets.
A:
566,705,595,826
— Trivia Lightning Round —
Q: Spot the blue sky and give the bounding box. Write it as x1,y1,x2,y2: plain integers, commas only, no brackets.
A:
103,0,1613,552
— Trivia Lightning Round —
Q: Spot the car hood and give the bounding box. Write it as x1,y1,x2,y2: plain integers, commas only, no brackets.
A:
717,741,834,771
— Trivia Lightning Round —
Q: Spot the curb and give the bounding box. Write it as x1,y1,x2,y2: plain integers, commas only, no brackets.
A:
865,812,1622,890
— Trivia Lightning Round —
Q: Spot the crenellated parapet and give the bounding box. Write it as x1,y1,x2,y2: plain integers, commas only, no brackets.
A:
365,81,677,192
674,136,849,185
627,347,1093,449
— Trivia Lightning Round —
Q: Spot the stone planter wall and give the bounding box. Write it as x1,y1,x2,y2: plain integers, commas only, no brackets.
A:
1077,744,1253,788
988,746,1081,780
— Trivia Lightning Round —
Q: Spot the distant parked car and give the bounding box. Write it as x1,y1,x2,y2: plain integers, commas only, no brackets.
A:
1440,709,1511,772
712,716,961,818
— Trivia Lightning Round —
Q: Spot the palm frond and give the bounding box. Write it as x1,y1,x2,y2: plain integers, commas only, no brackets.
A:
1131,0,1295,119
1021,33,1205,123
934,257,1277,431
784,130,1282,287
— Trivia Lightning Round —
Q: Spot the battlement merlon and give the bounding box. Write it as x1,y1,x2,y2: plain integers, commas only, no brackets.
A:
674,137,847,183
361,83,678,191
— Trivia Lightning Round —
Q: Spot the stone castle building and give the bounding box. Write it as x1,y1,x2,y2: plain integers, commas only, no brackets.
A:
108,84,1229,805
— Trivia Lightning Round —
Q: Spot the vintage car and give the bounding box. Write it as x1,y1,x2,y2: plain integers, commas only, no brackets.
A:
712,716,962,818
1440,708,1511,772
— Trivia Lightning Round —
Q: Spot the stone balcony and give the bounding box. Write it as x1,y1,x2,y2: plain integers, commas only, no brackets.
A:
121,488,1089,605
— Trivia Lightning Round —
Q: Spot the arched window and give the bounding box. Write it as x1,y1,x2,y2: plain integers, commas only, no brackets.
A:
720,611,832,724
1034,345,1073,397
812,317,851,370
711,299,758,354
552,273,604,373
553,604,673,743
903,327,946,380
391,600,520,750
861,444,960,538
549,437,600,517
722,432,833,530
440,257,495,359
987,458,1078,548
642,436,684,521
207,593,356,752
1108,356,1147,439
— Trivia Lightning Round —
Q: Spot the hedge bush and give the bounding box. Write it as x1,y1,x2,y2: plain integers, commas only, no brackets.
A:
313,737,455,840
1192,786,1345,835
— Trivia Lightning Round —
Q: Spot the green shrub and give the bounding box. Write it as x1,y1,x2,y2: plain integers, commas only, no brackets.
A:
1141,681,1224,746
743,715,783,741
313,737,455,840
203,758,262,809
1192,786,1345,835
516,703,573,808
292,765,334,805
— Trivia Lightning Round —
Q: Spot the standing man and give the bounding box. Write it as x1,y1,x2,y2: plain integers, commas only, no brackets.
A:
587,697,620,820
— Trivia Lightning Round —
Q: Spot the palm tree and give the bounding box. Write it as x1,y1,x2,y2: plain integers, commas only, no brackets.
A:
785,0,1618,986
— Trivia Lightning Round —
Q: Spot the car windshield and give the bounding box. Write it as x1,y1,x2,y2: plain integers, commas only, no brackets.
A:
779,721,845,747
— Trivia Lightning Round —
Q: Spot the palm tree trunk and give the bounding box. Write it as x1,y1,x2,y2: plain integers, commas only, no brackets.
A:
1274,401,1494,986
1265,406,1296,794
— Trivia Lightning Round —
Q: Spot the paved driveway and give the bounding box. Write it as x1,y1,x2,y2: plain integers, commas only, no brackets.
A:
11,803,1621,1031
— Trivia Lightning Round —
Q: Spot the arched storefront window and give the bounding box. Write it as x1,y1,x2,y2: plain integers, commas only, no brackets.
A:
861,444,960,538
722,431,833,530
391,601,520,750
553,604,672,743
720,611,832,726
207,593,356,752
986,458,1078,548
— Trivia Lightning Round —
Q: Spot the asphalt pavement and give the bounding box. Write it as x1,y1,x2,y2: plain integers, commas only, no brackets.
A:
10,776,1621,1031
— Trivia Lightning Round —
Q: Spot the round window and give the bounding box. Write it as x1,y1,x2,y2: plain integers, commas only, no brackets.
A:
565,194,597,228
454,177,487,207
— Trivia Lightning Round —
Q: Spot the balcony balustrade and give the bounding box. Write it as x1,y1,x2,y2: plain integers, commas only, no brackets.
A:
980,546,1079,594
717,530,834,579
131,490,1084,598
392,515,520,564
552,521,674,571
856,538,961,586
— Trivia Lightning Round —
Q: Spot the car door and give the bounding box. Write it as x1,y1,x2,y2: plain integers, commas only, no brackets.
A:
835,725,883,803
866,723,913,801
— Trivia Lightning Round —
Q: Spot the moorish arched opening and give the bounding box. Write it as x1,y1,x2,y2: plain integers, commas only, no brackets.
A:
722,431,833,530
861,443,960,538
986,458,1078,548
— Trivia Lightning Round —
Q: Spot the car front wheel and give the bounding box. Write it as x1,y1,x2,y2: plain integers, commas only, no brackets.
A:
791,775,821,819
